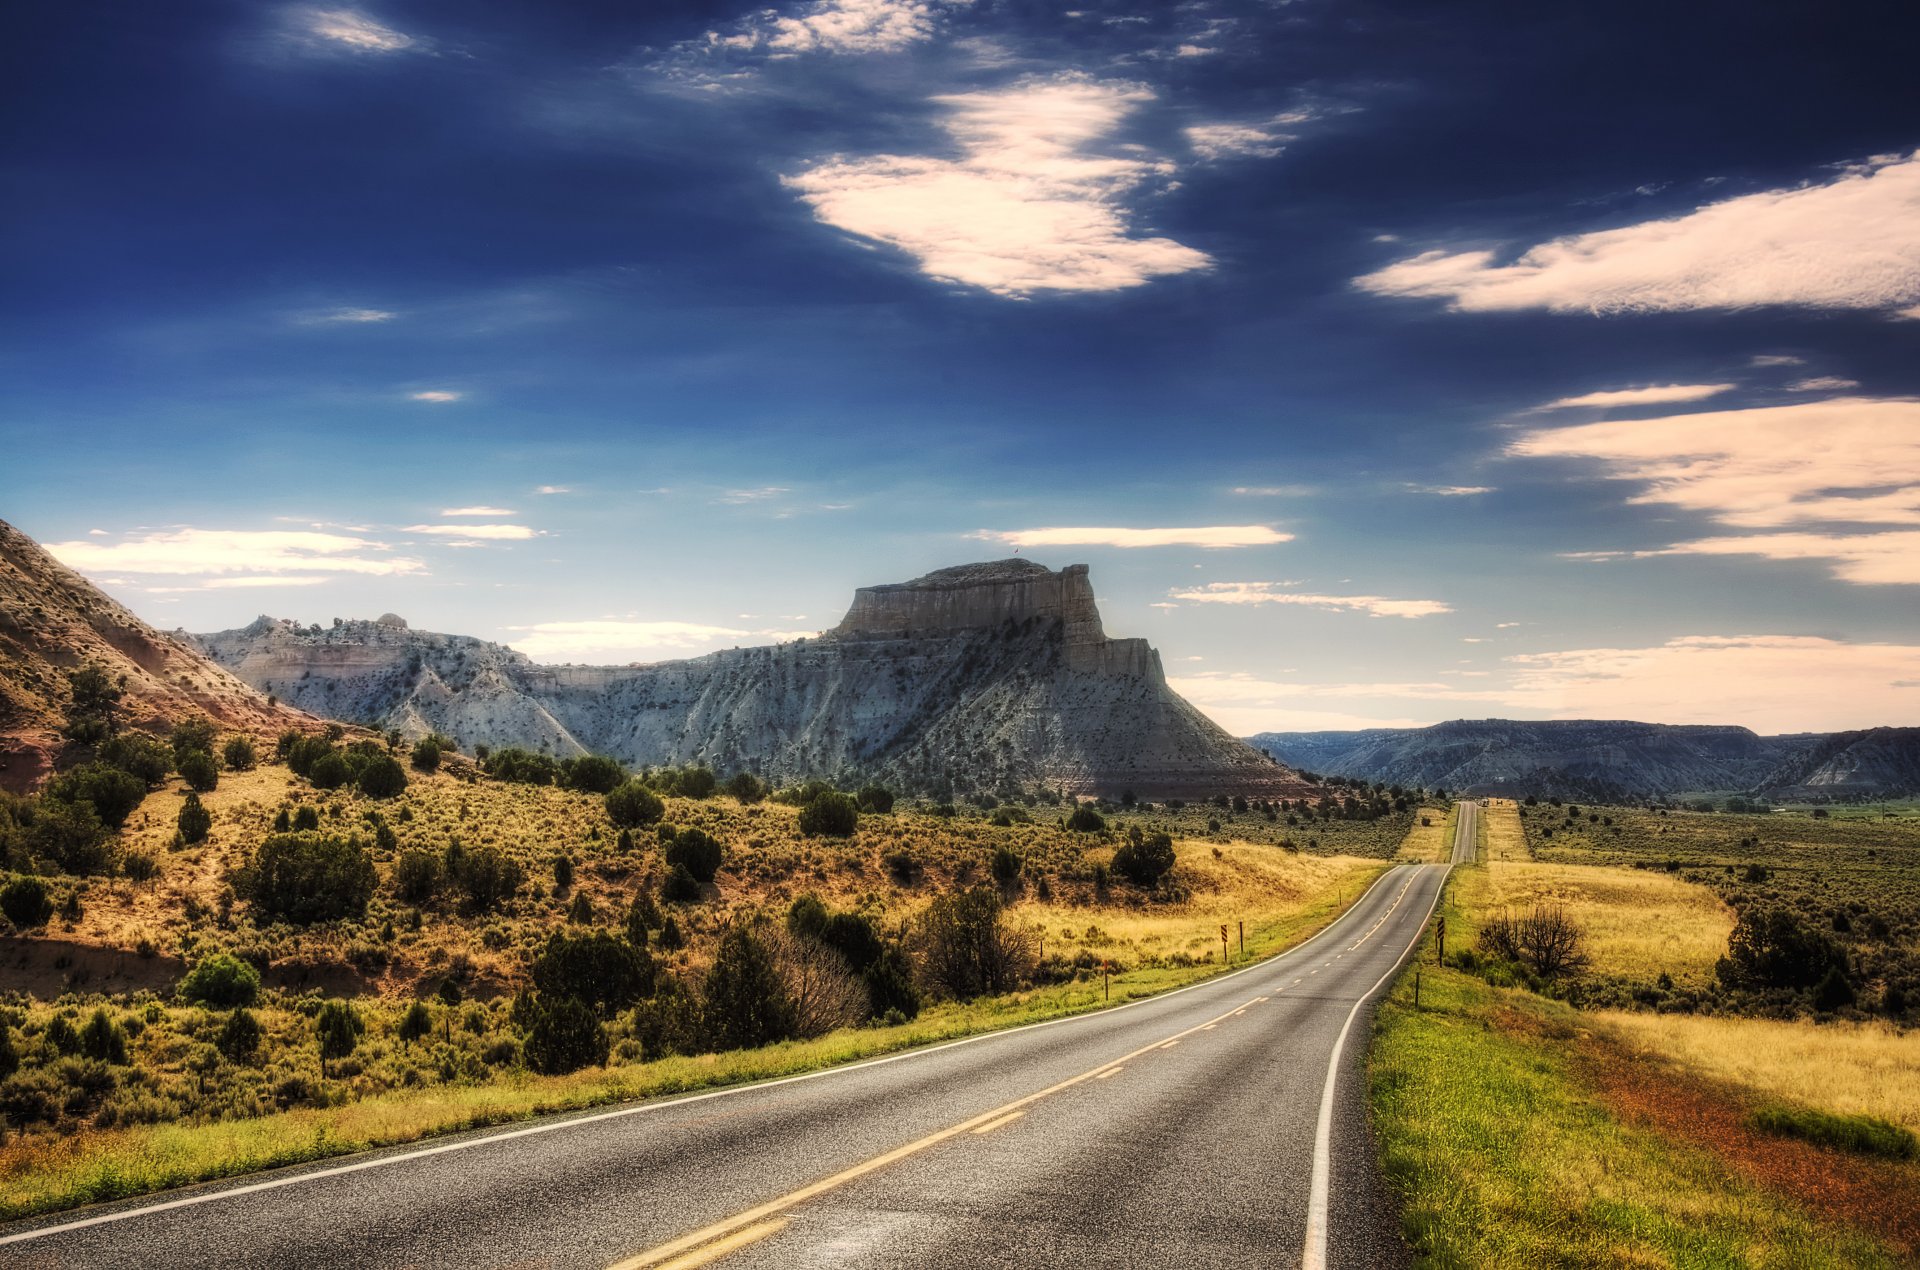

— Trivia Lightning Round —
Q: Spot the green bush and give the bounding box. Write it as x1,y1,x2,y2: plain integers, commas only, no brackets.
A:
864,944,922,1020
26,800,113,875
315,1000,363,1077
307,752,351,791
178,953,261,1007
170,719,217,764
552,855,574,891
856,785,894,814
222,736,257,772
524,997,608,1074
630,975,702,1058
1750,1104,1917,1160
176,750,219,793
1112,831,1176,886
990,847,1022,886
79,1008,129,1064
397,1001,433,1050
1,877,54,929
560,754,625,795
482,748,559,786
217,1009,263,1062
97,734,172,785
1066,805,1106,833
45,763,147,830
798,792,859,838
532,931,653,1015
409,738,442,772
666,827,724,883
723,772,767,804
786,894,829,941
606,780,665,829
241,834,377,924
449,845,522,914
700,925,796,1051
177,792,212,845
916,886,1035,1000
292,804,321,832
355,755,408,799
661,862,703,903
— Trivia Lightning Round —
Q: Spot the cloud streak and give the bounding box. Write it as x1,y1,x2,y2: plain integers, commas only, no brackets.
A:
47,528,424,579
1171,582,1451,618
1533,383,1735,410
973,525,1291,549
1357,149,1920,314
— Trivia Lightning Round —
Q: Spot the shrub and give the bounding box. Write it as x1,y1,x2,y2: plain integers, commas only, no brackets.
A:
523,997,608,1075
79,1008,129,1064
123,850,160,882
786,894,829,942
606,780,665,829
356,755,408,800
0,1024,18,1079
701,924,796,1051
1718,908,1846,991
178,952,261,1007
883,850,921,884
45,763,147,830
307,752,350,791
1066,805,1106,833
661,862,703,903
242,834,377,924
864,945,922,1021
315,1000,363,1077
222,736,257,772
177,792,212,845
217,1009,263,1062
533,931,654,1015
410,738,442,772
666,827,724,883
990,847,1023,887
630,975,702,1058
1112,832,1176,887
675,767,716,800
767,926,865,1038
397,1001,433,1050
822,912,883,972
176,750,219,793
1813,965,1857,1012
482,748,559,786
1,877,53,929
1480,905,1590,979
170,719,217,764
552,855,574,891
449,845,523,914
561,755,625,795
1750,1104,1917,1160
393,849,441,903
856,785,895,814
97,734,172,785
25,800,113,875
292,804,321,832
915,886,1035,1000
799,792,859,838
625,890,661,946
723,772,767,804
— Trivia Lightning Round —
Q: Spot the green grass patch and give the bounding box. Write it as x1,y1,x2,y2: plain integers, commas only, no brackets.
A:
1749,1104,1919,1162
1368,873,1905,1268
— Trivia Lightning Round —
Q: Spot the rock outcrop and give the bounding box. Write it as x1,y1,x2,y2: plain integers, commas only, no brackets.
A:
193,560,1309,799
0,518,315,791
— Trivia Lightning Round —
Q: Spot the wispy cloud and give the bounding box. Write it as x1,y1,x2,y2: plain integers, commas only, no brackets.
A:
1356,149,1920,314
1750,354,1806,367
1404,483,1493,497
402,523,537,540
298,306,396,324
1532,383,1735,410
1786,376,1861,392
785,74,1211,297
716,487,791,504
972,525,1291,549
535,485,572,495
46,527,424,580
295,8,422,55
1185,115,1304,162
1231,485,1315,497
505,618,818,662
1171,582,1451,618
706,0,962,57
409,390,462,403
439,506,517,517
1512,398,1920,584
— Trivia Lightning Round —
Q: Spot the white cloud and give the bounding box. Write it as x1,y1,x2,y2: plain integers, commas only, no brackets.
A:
1898,305,1920,320
299,306,396,324
972,525,1290,549
439,506,517,517
1786,376,1862,392
1185,119,1294,161
785,74,1210,297
409,390,461,403
1171,582,1451,618
506,619,820,663
717,487,791,504
534,485,572,495
46,528,423,579
703,0,961,56
299,8,420,54
1404,483,1494,496
1750,354,1806,367
1532,383,1735,410
1356,149,1920,314
402,523,536,540
1231,484,1315,497
1511,398,1920,583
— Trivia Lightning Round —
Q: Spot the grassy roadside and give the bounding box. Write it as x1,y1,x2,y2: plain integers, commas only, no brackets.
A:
0,856,1389,1223
1369,864,1910,1267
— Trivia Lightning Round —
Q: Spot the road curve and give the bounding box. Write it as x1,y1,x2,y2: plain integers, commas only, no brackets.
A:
2,852,1456,1270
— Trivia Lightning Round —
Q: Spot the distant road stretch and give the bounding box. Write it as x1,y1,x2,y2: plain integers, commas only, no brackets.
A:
3,843,1461,1269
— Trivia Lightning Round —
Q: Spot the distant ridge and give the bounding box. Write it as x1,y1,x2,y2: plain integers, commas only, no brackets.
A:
193,560,1313,799
0,518,313,791
1248,718,1920,802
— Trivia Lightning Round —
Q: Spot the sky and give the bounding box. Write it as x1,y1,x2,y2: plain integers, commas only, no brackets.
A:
4,0,1919,737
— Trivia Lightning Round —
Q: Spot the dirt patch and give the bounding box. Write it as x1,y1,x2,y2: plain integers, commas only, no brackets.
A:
1565,1017,1920,1258
0,935,185,997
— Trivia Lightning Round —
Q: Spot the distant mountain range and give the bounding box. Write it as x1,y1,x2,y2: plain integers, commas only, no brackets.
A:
1246,718,1920,802
189,559,1313,800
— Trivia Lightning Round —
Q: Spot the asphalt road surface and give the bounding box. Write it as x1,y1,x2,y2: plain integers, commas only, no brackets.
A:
3,829,1462,1270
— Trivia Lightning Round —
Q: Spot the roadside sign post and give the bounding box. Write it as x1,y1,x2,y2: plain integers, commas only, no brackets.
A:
1220,924,1229,964
1238,920,1245,956
1436,915,1446,963
1415,971,1422,1009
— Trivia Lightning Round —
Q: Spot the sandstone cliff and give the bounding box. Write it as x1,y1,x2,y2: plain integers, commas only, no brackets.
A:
193,560,1308,799
0,518,315,791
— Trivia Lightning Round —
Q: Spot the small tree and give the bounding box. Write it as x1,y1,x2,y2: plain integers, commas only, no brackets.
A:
990,847,1022,888
410,738,442,772
1066,805,1106,833
799,792,859,838
308,752,351,791
315,1000,363,1077
533,931,653,1015
524,997,608,1074
916,886,1036,1000
170,719,217,764
356,755,408,799
1112,832,1176,887
553,855,574,891
723,772,768,804
856,785,895,814
45,763,148,830
606,780,665,829
767,926,865,1039
241,834,377,925
176,750,220,794
179,953,262,1007
394,849,441,903
661,862,703,903
666,827,724,883
449,845,523,914
222,736,257,772
562,755,625,795
398,1001,433,1050
0,877,54,929
1515,904,1590,978
177,792,213,845
217,1009,263,1062
80,1007,129,1064
701,924,796,1051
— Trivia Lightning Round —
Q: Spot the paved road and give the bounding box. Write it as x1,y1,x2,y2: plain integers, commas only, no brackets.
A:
1452,799,1479,864
2,847,1457,1270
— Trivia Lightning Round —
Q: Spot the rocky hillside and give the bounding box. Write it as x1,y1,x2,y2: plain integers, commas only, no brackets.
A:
1248,719,1817,799
0,518,313,791
1755,727,1920,801
193,560,1310,799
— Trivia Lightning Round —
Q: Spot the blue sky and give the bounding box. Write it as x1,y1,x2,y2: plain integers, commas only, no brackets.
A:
5,0,1919,735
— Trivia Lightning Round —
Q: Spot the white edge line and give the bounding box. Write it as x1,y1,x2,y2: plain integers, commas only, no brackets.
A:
1301,861,1450,1270
0,864,1416,1248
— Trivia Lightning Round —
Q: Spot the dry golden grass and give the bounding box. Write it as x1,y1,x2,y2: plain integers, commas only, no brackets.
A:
1479,798,1530,862
1460,858,1733,986
1598,1010,1920,1134
1393,806,1454,863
